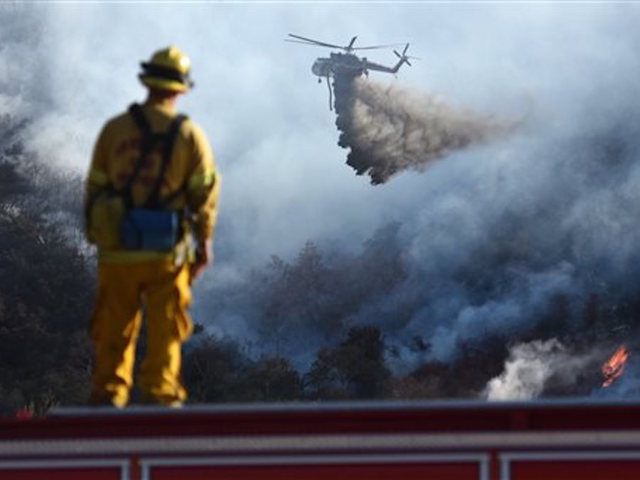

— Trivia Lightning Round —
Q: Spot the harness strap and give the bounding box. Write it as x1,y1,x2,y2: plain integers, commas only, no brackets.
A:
125,103,188,209
146,113,187,208
129,102,151,135
122,103,154,209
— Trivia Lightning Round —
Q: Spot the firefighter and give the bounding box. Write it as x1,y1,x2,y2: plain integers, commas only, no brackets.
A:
85,46,220,407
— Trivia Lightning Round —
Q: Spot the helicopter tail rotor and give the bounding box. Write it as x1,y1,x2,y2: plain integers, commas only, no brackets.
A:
394,43,420,67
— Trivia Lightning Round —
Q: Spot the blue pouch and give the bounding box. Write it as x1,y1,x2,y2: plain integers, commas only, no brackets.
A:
121,209,180,251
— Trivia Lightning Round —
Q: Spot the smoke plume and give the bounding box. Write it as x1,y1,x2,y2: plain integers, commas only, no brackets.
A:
334,74,517,184
484,339,603,400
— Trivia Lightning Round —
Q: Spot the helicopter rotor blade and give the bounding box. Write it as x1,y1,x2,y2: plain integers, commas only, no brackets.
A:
288,33,414,60
394,50,421,61
354,43,406,50
287,33,344,49
285,39,336,47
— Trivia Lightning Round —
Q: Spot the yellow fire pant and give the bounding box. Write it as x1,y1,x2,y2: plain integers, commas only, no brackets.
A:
89,260,193,407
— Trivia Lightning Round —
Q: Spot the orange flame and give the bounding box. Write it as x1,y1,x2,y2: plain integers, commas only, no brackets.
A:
602,344,629,388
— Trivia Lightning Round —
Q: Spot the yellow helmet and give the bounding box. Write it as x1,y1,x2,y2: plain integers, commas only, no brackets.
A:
139,45,194,93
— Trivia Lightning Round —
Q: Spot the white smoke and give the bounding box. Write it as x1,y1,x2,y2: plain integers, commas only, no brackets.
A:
485,339,599,400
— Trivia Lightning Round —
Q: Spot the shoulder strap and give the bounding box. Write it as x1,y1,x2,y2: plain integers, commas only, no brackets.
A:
144,113,188,208
129,102,151,135
121,103,154,209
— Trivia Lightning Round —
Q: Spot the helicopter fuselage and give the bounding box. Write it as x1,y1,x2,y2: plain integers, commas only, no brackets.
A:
311,52,366,78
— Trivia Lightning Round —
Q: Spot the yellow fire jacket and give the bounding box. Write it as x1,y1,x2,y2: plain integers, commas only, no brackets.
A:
85,100,220,263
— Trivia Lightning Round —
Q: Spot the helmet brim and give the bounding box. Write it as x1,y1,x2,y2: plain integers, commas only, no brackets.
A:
139,74,193,93
138,61,194,92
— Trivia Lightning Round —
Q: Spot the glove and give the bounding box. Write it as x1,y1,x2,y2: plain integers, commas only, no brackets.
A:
190,238,213,283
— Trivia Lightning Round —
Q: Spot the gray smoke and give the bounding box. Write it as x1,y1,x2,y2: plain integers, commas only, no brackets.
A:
334,74,518,184
484,339,603,400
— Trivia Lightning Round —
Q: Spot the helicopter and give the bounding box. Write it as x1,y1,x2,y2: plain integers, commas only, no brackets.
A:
286,33,418,110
